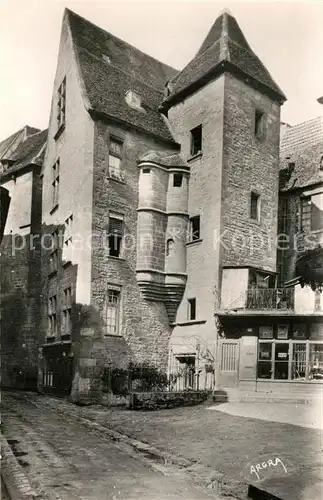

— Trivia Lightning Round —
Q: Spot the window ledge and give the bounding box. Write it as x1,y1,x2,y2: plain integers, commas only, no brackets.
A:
186,238,203,247
50,204,59,215
187,152,203,163
54,124,65,141
107,175,126,184
104,334,123,338
176,320,207,326
108,255,126,261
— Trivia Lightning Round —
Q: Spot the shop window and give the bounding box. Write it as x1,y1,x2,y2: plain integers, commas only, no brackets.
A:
274,343,289,379
257,326,323,382
258,343,272,379
292,343,306,380
309,344,323,380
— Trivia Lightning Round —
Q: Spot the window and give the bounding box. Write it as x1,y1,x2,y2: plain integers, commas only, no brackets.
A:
188,298,196,321
63,215,73,264
173,173,183,187
52,159,60,209
108,137,124,181
108,213,123,257
166,238,174,256
142,168,151,174
254,109,265,139
250,192,260,220
188,215,200,242
62,287,72,336
258,342,272,379
309,344,323,380
106,289,120,335
300,197,311,231
301,194,323,232
49,229,59,274
48,295,57,337
257,324,323,381
190,125,202,156
315,290,321,311
57,77,66,130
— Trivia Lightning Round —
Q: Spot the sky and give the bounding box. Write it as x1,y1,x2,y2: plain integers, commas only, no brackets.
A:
1,0,323,141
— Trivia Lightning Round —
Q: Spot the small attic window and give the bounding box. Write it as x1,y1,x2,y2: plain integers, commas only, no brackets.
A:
125,90,143,110
143,168,151,174
320,156,323,171
102,54,111,64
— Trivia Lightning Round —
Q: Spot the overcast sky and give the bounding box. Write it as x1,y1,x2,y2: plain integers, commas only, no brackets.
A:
1,0,323,141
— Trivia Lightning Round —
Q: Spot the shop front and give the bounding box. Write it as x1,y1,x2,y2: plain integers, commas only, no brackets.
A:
217,315,323,396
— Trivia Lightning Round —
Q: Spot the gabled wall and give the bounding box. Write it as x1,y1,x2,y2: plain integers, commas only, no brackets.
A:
42,11,94,312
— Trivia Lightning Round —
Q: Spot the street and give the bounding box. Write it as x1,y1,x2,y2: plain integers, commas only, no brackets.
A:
1,392,219,500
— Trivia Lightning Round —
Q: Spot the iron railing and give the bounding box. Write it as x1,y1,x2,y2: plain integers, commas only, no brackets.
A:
246,288,295,310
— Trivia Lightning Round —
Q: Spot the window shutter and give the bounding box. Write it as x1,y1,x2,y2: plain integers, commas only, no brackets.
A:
109,217,123,235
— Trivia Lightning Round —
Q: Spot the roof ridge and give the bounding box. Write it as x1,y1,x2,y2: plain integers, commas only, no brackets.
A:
65,8,179,76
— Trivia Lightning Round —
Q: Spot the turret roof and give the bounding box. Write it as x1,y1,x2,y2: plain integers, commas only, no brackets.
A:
162,11,286,110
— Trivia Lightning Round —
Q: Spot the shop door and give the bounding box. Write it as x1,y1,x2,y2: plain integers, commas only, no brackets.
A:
218,339,239,388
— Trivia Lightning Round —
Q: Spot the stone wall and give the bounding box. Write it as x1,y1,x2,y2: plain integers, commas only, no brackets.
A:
129,390,208,410
220,73,281,272
90,118,178,371
1,168,43,389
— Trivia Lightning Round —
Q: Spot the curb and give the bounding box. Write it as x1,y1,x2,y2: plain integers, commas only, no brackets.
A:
0,435,39,500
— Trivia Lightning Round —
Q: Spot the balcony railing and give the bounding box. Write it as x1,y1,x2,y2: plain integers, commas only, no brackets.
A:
246,288,295,310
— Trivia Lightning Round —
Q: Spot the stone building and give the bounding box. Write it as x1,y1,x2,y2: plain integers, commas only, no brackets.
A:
0,127,47,389
32,8,323,400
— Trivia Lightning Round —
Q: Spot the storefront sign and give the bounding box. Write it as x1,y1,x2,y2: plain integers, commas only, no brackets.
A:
277,325,289,340
293,324,307,339
259,326,273,339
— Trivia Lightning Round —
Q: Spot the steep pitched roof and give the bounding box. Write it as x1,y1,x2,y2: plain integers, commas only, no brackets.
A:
162,11,286,110
280,116,323,155
280,142,323,192
0,126,40,160
0,129,47,179
66,9,178,144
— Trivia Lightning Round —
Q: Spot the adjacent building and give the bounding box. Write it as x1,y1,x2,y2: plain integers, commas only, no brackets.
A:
0,127,47,389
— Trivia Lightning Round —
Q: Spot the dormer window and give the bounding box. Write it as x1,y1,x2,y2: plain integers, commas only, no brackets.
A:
125,90,143,110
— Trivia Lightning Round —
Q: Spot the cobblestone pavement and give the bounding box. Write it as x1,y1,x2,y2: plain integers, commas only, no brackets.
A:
2,392,223,500
9,391,322,500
